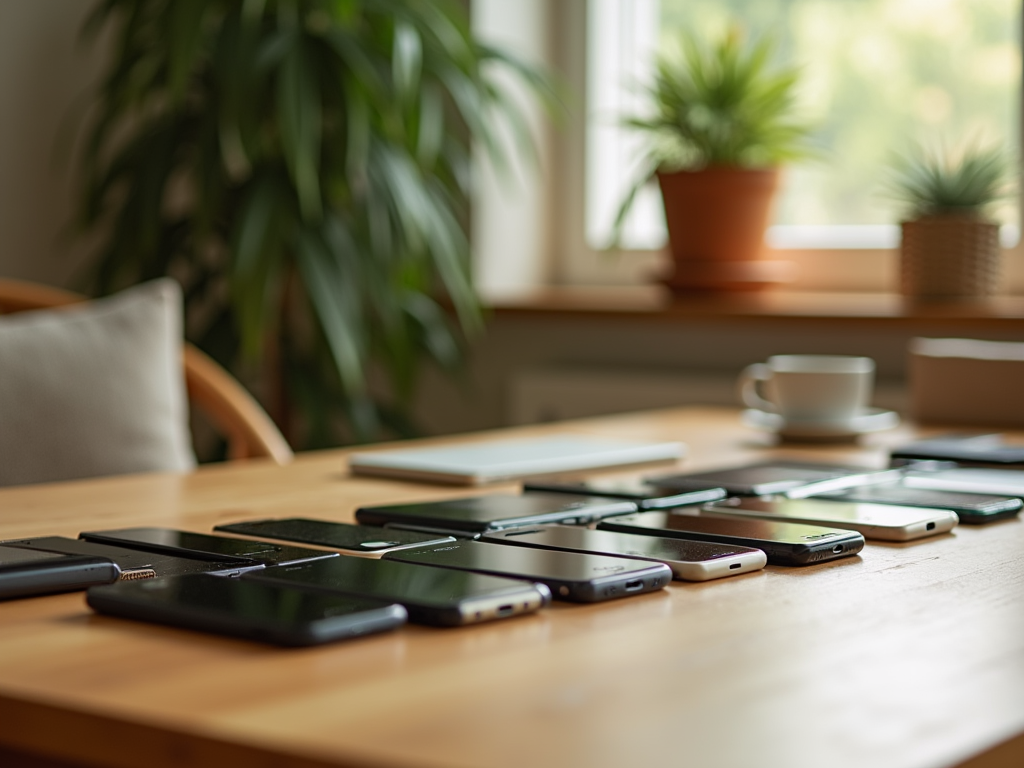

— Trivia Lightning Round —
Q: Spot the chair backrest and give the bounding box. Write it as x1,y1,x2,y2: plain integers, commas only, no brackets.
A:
0,278,292,465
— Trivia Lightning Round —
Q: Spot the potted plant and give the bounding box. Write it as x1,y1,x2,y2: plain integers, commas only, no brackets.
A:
614,29,812,292
888,142,1014,300
76,0,549,448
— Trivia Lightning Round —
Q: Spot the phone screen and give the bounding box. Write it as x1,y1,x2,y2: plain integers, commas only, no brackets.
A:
710,497,951,526
250,556,539,607
84,528,280,559
904,468,1024,496
524,479,727,509
487,525,755,562
216,519,454,552
87,574,407,646
384,539,666,582
79,528,338,567
0,546,66,568
601,512,851,543
5,537,238,576
650,462,863,495
816,485,1022,514
357,492,637,531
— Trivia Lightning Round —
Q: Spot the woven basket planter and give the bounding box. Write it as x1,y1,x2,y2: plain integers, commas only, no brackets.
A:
899,216,1001,299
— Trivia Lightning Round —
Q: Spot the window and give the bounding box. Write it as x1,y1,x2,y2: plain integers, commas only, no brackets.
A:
471,1,1024,294
589,0,1021,252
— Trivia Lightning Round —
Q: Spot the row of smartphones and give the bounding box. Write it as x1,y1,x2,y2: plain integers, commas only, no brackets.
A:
4,460,1021,646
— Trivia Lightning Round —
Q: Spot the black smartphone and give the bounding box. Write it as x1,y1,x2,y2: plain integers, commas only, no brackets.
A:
382,539,672,602
79,528,338,566
597,511,864,566
214,518,456,557
245,557,549,626
522,478,727,510
811,484,1022,524
480,525,766,582
86,574,407,647
647,461,898,497
355,492,638,536
0,545,121,600
2,537,256,579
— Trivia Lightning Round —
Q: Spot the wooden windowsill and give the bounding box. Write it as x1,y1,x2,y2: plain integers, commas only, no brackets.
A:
485,286,1024,327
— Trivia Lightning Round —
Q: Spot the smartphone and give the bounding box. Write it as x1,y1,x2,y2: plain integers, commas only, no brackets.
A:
703,497,958,541
480,525,767,582
0,545,121,600
597,512,865,566
2,537,256,579
214,518,456,557
245,557,549,626
890,434,1024,468
87,573,407,647
79,528,338,567
355,492,638,536
811,484,1022,524
382,540,672,602
902,468,1024,498
648,462,900,497
522,478,727,510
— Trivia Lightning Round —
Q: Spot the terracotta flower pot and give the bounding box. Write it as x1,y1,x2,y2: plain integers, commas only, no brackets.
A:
900,215,1001,299
656,166,793,292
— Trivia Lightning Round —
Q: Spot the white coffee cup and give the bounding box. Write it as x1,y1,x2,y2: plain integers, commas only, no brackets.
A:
738,355,875,424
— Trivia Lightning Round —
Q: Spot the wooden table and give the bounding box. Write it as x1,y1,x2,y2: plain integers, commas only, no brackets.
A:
1,407,1022,768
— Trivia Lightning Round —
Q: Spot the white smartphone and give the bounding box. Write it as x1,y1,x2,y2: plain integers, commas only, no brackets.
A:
481,525,767,581
702,497,958,541
903,468,1024,497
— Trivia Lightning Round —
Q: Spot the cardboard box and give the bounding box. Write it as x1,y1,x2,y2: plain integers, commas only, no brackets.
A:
909,338,1024,427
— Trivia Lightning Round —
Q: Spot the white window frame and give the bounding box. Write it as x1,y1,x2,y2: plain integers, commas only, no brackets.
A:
471,0,1024,296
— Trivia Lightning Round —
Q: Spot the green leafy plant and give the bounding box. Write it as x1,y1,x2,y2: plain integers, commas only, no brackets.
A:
612,27,811,241
887,141,1014,220
77,0,548,448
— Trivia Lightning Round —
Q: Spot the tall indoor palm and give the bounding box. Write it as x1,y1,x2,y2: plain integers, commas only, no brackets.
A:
77,0,547,447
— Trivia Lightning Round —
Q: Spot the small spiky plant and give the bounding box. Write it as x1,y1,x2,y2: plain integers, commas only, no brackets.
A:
612,27,811,246
629,28,811,171
888,142,1013,221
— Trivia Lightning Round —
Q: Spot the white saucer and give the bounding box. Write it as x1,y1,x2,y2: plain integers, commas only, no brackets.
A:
741,407,900,441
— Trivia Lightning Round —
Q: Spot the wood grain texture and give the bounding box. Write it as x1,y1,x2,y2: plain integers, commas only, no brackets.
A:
0,407,1021,768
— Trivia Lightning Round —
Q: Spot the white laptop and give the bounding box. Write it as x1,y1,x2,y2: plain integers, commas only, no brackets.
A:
348,434,686,485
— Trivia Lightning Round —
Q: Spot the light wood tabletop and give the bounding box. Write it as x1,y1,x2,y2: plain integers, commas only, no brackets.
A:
1,407,1022,768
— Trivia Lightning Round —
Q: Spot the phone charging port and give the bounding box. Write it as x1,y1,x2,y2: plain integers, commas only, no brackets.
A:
832,545,844,554
624,580,643,592
495,604,514,617
926,522,936,531
729,563,741,570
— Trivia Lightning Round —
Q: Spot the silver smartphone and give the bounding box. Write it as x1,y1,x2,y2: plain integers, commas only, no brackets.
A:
481,525,766,581
703,497,959,541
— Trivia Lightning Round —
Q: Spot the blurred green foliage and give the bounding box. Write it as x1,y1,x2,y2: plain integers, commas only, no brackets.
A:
77,0,549,449
659,0,1019,227
887,141,1014,220
627,29,812,171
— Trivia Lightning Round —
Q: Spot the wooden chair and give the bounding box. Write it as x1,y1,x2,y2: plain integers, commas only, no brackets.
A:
0,278,293,465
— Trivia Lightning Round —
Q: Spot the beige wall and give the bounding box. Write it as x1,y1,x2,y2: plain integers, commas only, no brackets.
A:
0,1,109,287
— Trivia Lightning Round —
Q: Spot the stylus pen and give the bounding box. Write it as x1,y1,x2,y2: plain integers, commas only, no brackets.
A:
783,468,905,499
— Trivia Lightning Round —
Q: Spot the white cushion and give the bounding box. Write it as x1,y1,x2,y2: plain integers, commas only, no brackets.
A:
0,279,196,486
